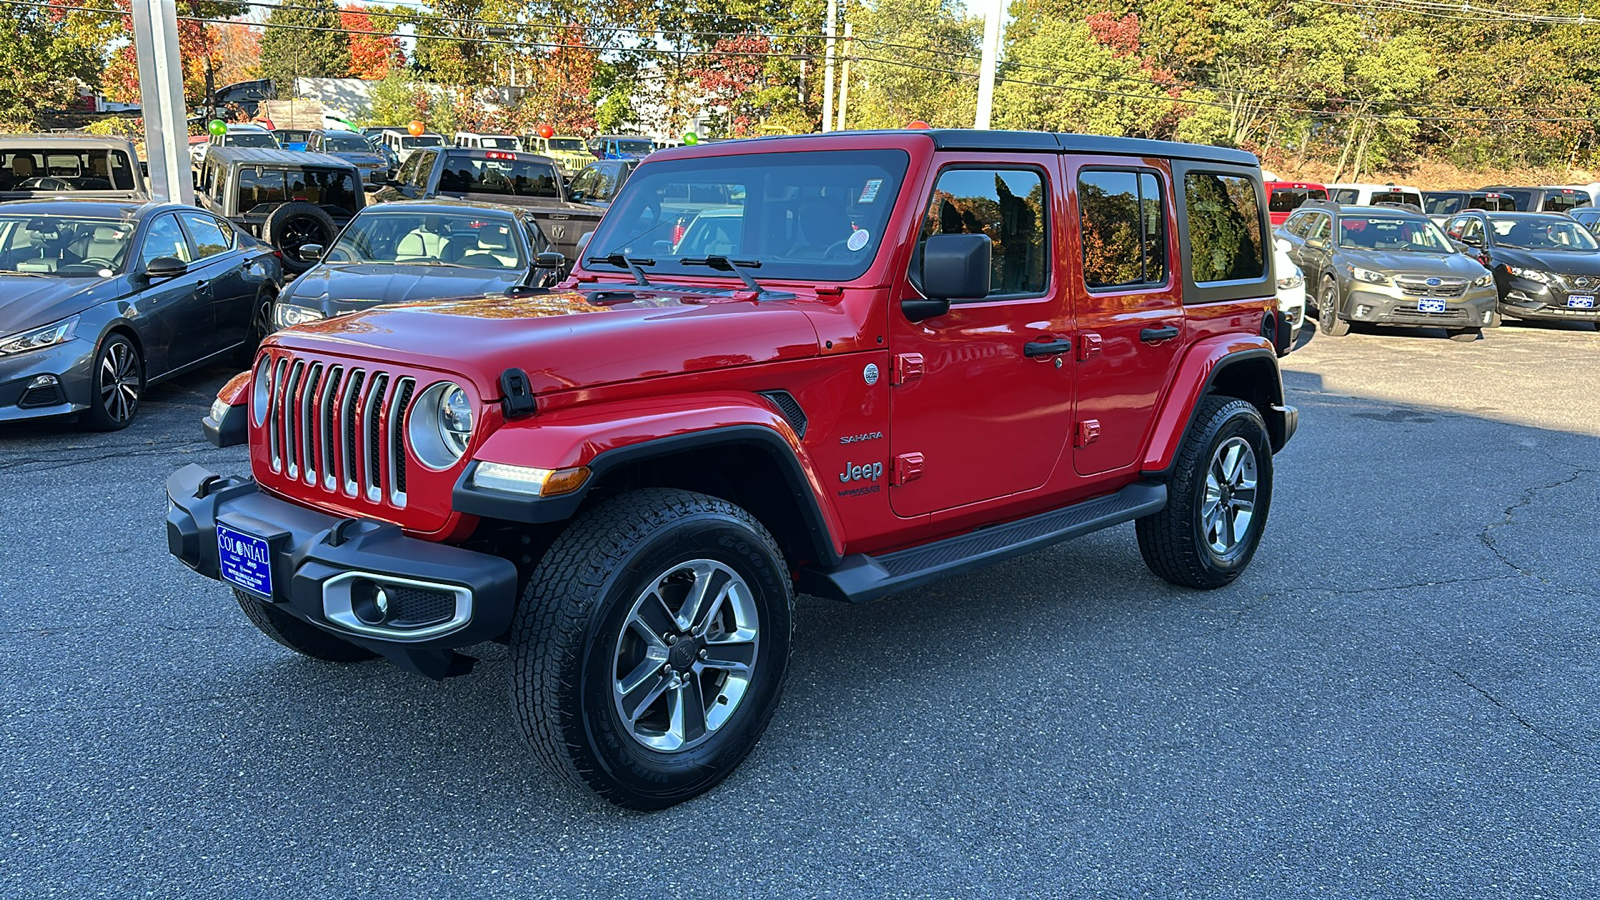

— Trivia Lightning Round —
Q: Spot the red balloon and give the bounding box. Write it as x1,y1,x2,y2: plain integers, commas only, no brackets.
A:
537,123,555,139
906,120,931,130
407,120,425,137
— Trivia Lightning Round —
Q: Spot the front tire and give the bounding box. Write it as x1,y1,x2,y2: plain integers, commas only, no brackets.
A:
510,488,795,809
1137,396,1274,589
1318,277,1351,337
233,589,377,662
1447,327,1481,342
80,333,143,431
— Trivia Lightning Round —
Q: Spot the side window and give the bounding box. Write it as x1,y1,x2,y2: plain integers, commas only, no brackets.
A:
237,167,288,210
1460,218,1483,243
1078,169,1167,289
919,166,1048,297
1330,188,1359,204
394,151,421,187
139,214,193,266
407,151,436,188
569,167,596,198
1305,214,1331,244
179,212,232,258
1184,172,1264,283
1283,212,1309,238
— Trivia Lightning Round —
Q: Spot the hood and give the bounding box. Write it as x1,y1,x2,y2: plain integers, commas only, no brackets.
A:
1345,249,1485,279
271,288,822,396
287,264,526,312
329,151,386,167
0,274,120,335
1493,246,1600,277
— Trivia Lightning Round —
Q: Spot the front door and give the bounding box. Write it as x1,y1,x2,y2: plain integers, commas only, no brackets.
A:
133,212,213,374
1068,162,1184,475
888,158,1076,518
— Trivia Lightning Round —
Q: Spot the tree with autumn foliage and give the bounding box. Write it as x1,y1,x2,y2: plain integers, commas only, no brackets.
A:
510,26,600,135
0,1,104,126
689,35,774,137
101,0,250,109
342,5,403,79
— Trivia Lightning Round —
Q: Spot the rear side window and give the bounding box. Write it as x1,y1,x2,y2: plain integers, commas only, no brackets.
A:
288,169,359,213
1425,193,1464,216
922,167,1048,296
1078,169,1166,288
237,167,288,208
1185,173,1264,283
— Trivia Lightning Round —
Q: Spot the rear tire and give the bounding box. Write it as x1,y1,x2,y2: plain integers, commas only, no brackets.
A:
1318,277,1351,337
1137,396,1274,590
233,589,377,662
509,488,794,809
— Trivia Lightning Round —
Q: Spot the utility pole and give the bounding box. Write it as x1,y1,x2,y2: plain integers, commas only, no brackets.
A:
823,0,837,132
838,23,853,131
130,0,192,204
974,0,1002,130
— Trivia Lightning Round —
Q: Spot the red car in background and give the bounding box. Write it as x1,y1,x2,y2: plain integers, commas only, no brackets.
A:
1267,180,1328,226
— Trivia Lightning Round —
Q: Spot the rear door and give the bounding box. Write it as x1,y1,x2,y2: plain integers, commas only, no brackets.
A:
1067,161,1184,476
178,211,254,349
887,155,1075,517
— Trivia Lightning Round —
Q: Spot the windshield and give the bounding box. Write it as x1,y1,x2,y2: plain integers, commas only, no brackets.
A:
0,215,135,275
1269,188,1324,213
227,132,278,148
324,133,369,152
437,156,559,198
326,211,525,269
1425,193,1465,215
1337,215,1453,252
0,149,139,193
1487,216,1600,250
401,135,444,149
585,149,911,282
549,138,584,151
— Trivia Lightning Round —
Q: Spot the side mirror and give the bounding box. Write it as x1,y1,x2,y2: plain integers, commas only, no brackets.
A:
144,256,187,280
1461,234,1482,247
905,233,991,322
534,251,565,269
568,188,584,201
296,243,324,262
575,231,593,258
1306,238,1327,250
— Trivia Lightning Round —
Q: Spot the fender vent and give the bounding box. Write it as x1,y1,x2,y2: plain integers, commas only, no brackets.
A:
758,390,808,439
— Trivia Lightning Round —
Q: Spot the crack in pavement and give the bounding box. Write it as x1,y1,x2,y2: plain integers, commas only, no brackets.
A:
1479,464,1598,597
0,441,218,475
1438,659,1592,759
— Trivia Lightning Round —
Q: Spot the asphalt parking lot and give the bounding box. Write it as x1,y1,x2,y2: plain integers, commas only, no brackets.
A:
2,320,1597,898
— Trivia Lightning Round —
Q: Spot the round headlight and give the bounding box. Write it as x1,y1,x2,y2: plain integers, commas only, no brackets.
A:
408,381,473,469
439,384,473,454
251,356,271,426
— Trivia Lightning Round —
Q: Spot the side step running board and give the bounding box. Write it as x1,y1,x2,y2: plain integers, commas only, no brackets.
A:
799,482,1167,603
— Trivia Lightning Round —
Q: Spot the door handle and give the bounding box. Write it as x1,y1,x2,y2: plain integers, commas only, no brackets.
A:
1140,325,1180,343
1023,338,1073,358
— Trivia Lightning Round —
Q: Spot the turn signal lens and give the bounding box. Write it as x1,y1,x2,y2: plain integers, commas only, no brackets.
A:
472,462,590,497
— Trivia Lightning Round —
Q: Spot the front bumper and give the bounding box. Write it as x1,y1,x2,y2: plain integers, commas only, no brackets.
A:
1499,280,1600,321
0,337,95,423
1346,287,1498,329
165,463,519,678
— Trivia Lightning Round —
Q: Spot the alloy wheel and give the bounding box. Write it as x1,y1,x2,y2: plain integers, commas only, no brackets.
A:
611,559,760,753
1201,436,1258,560
99,340,140,424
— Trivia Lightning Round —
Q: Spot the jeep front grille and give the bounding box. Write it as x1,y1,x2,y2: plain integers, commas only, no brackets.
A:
265,357,415,508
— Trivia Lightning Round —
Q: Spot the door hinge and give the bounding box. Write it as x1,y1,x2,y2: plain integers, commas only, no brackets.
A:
892,452,924,485
893,352,924,386
1076,419,1101,447
1078,332,1102,361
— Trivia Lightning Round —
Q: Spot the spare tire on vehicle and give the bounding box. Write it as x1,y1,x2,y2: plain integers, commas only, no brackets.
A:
262,201,337,274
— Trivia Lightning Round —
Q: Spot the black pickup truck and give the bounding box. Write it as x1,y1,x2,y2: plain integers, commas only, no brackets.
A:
373,147,602,261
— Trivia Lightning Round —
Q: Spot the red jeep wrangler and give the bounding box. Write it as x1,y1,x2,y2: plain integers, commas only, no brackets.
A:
167,130,1297,809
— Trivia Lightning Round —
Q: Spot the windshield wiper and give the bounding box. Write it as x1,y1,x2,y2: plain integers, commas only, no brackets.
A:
681,256,764,293
585,253,655,286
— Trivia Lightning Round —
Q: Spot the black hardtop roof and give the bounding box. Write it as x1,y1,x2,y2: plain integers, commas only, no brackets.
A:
1465,210,1582,220
693,129,1259,167
206,147,359,170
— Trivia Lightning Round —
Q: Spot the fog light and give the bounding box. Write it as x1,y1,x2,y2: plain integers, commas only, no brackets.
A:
351,580,391,625
1483,310,1492,324
27,374,59,389
1356,305,1372,317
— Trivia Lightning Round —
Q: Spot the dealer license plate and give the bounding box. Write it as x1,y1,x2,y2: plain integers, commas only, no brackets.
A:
217,523,273,596
1567,295,1595,308
1417,299,1447,313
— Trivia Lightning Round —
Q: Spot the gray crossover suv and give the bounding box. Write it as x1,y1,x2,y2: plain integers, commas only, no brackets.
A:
1278,203,1497,341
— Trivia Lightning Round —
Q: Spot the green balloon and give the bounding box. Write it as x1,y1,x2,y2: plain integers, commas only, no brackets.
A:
682,132,699,146
207,119,227,136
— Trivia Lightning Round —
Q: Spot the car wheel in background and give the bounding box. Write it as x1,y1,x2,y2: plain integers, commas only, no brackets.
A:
263,201,337,275
234,288,276,365
1448,328,1482,342
80,333,144,431
1318,277,1351,337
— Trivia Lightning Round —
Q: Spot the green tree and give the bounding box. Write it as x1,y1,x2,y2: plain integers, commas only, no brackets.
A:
260,0,351,95
993,15,1180,138
850,0,982,129
0,5,104,127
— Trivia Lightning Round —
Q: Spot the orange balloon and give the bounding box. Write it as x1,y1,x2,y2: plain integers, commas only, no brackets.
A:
407,120,425,137
906,120,931,130
537,124,554,139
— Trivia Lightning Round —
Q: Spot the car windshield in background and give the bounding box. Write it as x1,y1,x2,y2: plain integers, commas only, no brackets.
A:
1487,216,1600,251
438,157,559,198
401,136,444,149
1269,189,1323,212
0,150,139,193
325,211,525,269
1337,215,1452,252
0,215,134,275
549,138,584,151
324,133,369,152
1424,193,1465,216
586,149,911,282
479,138,520,149
228,133,278,148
